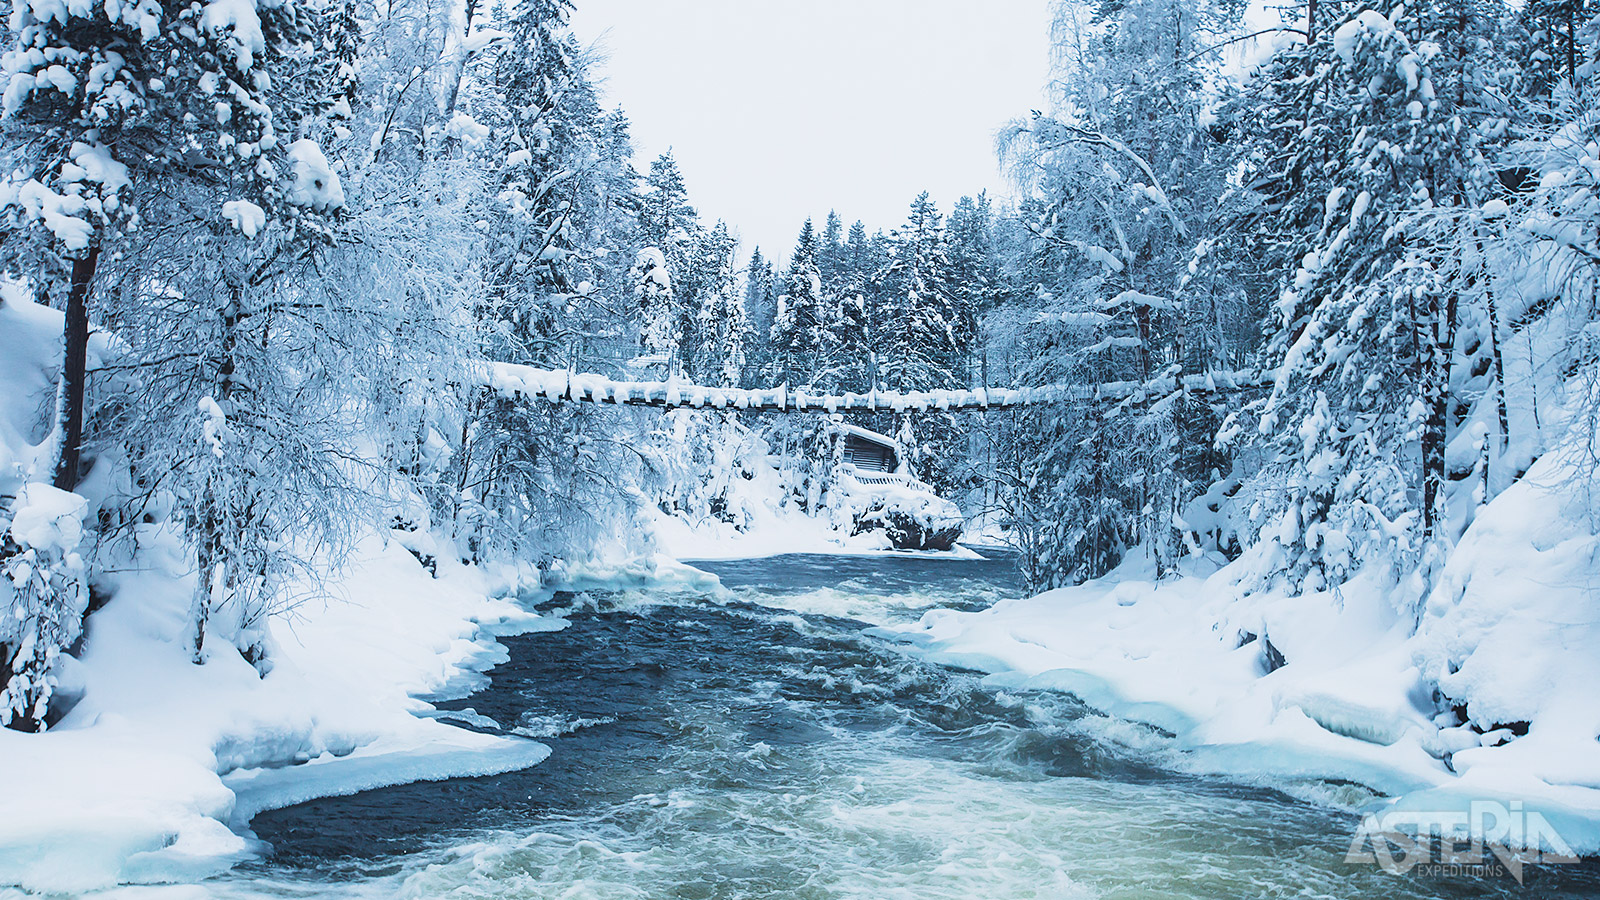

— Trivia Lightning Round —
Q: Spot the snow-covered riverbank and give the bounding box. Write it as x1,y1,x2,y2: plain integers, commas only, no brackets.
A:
0,533,564,894
877,435,1600,858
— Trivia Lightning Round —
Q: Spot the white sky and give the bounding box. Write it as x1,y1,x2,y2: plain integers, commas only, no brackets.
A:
568,0,1054,261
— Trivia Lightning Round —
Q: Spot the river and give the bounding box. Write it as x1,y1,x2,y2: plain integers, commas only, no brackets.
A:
205,553,1597,898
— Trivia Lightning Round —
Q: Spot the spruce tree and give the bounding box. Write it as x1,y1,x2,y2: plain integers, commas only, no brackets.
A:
742,248,778,384
695,222,747,387
946,193,1001,384
878,193,959,391
770,219,827,387
640,151,697,250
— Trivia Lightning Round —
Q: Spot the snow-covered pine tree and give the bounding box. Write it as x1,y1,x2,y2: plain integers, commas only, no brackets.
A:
471,0,593,360
741,247,777,385
638,150,696,251
877,193,959,391
693,222,746,387
1227,4,1496,597
871,193,971,495
817,209,846,294
558,104,642,371
631,246,678,360
821,287,872,394
946,193,1000,384
769,218,828,387
636,151,706,374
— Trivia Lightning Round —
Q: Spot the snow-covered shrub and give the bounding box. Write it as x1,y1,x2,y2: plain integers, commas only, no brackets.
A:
0,483,88,731
450,398,657,573
651,410,771,531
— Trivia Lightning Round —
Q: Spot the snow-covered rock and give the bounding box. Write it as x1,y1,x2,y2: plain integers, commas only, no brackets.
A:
841,470,964,551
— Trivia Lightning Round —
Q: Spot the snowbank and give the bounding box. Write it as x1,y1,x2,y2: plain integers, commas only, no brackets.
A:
0,532,563,893
0,290,64,495
878,434,1600,855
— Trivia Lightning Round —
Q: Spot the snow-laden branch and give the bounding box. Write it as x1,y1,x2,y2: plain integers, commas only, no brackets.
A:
1027,114,1190,241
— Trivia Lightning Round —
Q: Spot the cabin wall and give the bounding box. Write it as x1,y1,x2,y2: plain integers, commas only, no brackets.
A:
842,436,896,473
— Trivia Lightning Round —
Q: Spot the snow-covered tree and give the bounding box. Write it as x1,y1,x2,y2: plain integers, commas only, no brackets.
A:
817,209,847,293
946,193,1001,383
631,246,677,360
1225,4,1501,597
878,194,959,391
0,485,88,730
770,218,828,387
692,222,746,387
976,0,1249,585
0,0,364,683
638,150,696,250
741,247,777,384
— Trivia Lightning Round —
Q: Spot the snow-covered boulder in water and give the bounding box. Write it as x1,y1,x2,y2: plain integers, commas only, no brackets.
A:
849,488,964,551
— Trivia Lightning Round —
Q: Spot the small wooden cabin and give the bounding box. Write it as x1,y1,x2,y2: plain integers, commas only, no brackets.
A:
838,425,899,473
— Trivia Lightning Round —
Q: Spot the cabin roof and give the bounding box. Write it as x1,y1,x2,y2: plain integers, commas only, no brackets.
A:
833,422,900,453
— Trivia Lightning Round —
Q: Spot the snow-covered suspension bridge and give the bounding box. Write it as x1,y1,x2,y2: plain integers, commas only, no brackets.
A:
482,361,1265,414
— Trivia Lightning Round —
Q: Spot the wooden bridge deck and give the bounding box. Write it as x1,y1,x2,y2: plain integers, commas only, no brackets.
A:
482,362,1266,413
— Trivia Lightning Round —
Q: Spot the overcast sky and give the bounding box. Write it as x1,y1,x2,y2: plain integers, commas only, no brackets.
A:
568,1,1054,261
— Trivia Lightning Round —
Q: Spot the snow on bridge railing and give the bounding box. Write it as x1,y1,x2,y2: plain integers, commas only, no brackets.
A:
477,362,1266,414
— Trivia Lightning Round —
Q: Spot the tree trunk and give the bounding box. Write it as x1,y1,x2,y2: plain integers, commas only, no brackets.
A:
1476,236,1510,460
189,511,218,663
1421,286,1459,540
53,247,100,491
191,286,243,662
1564,7,1578,90
442,0,481,126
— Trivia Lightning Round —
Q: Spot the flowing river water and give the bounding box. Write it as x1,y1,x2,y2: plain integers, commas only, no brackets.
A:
207,553,1597,899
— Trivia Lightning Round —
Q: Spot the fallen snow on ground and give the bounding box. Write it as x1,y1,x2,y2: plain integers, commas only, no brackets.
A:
878,432,1600,854
0,532,563,894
